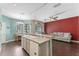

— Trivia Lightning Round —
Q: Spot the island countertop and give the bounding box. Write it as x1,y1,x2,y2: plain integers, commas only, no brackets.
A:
22,34,52,44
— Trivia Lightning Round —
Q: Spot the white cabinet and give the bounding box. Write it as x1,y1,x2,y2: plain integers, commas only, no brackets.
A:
30,41,39,56
21,37,51,56
29,40,50,56
26,39,30,54
21,35,52,56
21,37,30,54
23,38,27,51
22,37,37,55
21,37,24,48
21,37,26,48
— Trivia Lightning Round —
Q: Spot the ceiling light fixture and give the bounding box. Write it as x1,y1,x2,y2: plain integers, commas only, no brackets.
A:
44,16,58,22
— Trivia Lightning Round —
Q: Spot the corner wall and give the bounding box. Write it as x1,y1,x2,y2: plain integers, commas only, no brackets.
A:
0,15,16,43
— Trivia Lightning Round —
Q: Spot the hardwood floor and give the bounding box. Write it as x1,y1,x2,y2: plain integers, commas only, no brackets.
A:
0,41,29,56
53,40,79,56
0,40,79,56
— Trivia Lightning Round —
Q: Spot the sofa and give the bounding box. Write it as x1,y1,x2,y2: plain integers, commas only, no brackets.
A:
52,32,72,42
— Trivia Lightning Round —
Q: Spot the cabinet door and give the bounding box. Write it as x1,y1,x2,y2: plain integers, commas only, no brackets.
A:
30,41,39,56
26,39,30,54
21,37,30,54
21,37,24,48
23,38,27,51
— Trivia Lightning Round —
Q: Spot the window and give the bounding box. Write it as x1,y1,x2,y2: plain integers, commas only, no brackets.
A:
16,22,24,34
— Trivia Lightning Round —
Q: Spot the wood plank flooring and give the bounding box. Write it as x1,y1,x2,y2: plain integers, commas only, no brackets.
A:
0,40,79,56
0,41,29,56
53,40,79,56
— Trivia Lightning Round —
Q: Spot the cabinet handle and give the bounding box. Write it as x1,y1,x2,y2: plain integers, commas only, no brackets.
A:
34,52,37,55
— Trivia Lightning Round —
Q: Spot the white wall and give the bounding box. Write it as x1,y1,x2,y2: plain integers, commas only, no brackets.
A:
0,8,1,12
0,9,2,48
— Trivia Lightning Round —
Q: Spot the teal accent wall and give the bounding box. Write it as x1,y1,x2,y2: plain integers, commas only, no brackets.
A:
0,15,16,42
0,15,2,47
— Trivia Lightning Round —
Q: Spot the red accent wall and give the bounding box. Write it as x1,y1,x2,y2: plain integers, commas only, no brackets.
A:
44,16,79,40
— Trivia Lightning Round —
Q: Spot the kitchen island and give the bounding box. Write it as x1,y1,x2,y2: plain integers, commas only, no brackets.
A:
21,34,52,56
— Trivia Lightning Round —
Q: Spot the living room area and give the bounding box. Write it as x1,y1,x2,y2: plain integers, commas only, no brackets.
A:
0,3,79,56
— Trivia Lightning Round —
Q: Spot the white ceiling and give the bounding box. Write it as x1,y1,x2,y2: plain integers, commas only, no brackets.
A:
0,3,79,22
0,3,45,20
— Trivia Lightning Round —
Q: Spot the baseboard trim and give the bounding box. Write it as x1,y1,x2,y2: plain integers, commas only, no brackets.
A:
2,39,15,44
71,40,79,44
6,40,15,43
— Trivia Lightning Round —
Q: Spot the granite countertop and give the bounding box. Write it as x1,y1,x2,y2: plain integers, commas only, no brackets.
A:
22,34,52,44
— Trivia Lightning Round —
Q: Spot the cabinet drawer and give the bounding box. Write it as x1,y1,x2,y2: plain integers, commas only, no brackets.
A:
30,41,39,56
